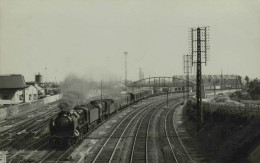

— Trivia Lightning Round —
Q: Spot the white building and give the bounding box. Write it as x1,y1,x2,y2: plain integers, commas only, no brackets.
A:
0,75,38,105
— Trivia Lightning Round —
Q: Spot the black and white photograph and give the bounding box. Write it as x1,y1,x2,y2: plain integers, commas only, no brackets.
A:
0,0,259,162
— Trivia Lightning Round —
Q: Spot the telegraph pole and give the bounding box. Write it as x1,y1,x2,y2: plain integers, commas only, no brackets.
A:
182,80,185,101
167,90,169,107
45,68,48,83
214,83,216,95
184,54,192,100
124,51,128,103
196,28,202,130
236,75,238,91
189,26,210,130
101,80,103,100
221,69,223,93
124,51,128,91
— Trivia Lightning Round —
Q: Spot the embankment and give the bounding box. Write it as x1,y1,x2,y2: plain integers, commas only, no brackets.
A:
183,100,260,163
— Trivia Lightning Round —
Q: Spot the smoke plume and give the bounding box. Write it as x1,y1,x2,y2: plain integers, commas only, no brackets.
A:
59,74,125,110
59,74,97,110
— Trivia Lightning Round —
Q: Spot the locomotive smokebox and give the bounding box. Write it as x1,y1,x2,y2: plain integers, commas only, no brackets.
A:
54,113,74,137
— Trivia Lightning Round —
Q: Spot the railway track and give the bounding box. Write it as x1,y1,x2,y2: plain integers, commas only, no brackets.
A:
129,100,173,163
0,109,58,150
8,135,50,163
89,95,194,163
0,104,60,162
4,94,191,163
4,96,103,162
0,104,58,143
163,102,194,163
91,98,173,163
36,97,161,162
0,104,58,133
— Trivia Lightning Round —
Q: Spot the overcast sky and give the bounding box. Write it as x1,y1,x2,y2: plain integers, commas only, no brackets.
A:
0,0,259,82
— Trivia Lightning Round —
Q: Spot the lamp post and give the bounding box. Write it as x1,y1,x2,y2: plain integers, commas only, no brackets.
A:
101,80,103,100
124,51,128,91
45,68,48,83
124,51,128,103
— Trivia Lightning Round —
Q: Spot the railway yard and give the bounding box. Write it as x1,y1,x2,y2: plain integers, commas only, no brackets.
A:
1,0,260,162
0,93,204,163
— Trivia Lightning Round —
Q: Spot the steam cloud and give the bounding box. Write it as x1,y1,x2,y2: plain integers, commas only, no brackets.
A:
59,74,96,110
59,74,124,111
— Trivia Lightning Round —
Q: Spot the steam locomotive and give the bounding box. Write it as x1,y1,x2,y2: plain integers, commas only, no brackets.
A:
49,90,152,146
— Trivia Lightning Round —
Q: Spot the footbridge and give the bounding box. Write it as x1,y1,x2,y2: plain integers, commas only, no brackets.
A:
128,76,195,88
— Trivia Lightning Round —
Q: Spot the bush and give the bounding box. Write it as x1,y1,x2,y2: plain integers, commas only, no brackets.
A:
213,96,227,103
184,101,260,162
230,91,252,100
185,100,198,122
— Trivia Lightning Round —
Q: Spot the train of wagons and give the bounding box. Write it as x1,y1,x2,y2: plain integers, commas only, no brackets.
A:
49,90,153,146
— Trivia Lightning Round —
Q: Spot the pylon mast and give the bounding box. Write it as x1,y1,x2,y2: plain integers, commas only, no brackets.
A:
197,28,202,130
189,26,210,130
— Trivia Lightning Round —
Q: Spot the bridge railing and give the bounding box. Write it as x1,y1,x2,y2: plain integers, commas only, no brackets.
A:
128,76,195,88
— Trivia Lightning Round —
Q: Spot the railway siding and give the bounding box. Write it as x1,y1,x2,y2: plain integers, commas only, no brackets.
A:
74,95,186,163
173,105,208,162
91,100,159,163
0,102,60,163
5,94,188,163
145,107,165,163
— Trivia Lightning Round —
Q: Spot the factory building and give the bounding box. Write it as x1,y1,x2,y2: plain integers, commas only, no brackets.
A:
0,74,38,105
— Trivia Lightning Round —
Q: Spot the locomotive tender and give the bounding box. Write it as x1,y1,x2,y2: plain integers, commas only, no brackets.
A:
49,90,152,145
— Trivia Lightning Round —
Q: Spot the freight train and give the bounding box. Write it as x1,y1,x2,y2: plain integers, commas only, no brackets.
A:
49,90,152,146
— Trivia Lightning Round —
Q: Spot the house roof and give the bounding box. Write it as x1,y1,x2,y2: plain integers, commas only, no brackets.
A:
0,74,26,89
26,81,36,85
34,84,44,90
25,82,44,90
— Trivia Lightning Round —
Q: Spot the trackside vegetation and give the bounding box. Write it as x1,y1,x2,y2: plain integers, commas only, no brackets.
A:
183,100,260,162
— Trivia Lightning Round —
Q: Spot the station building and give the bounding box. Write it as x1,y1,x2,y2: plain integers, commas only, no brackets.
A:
0,74,38,105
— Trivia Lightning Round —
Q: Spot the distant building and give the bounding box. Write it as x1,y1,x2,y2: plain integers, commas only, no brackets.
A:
24,85,38,102
35,73,43,84
26,82,45,98
0,74,38,105
173,74,243,90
